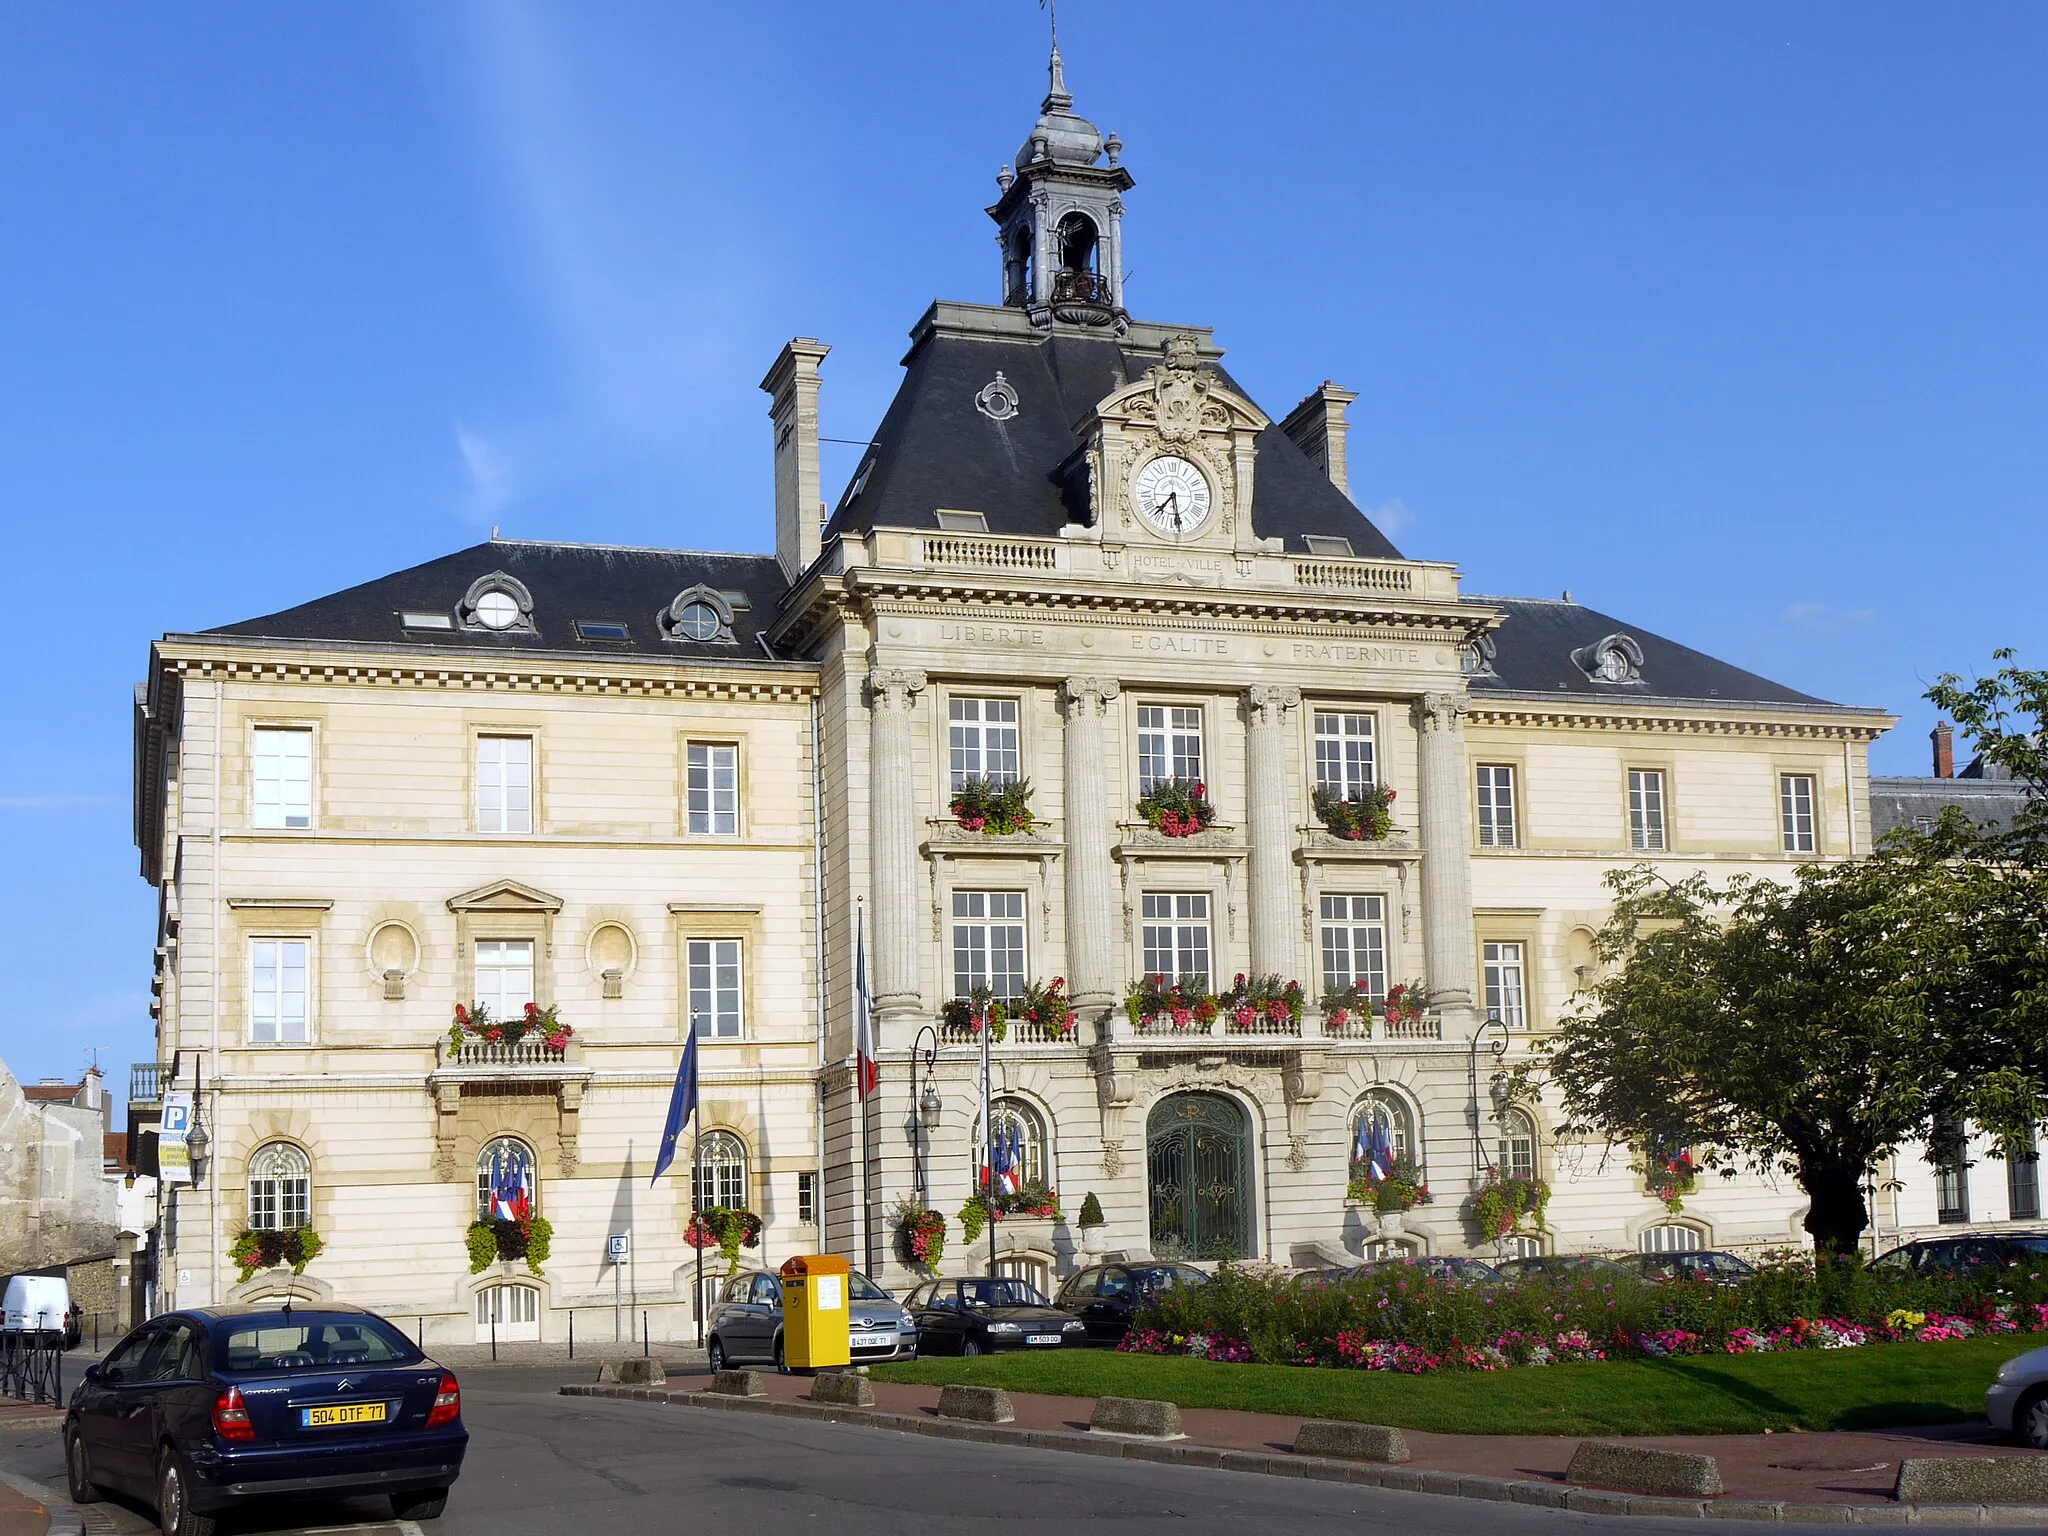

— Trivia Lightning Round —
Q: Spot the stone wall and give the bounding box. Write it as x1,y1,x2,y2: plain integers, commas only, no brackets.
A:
0,1058,119,1275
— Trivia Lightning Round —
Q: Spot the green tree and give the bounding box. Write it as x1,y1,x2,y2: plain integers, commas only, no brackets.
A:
1927,648,2047,851
1543,844,2047,1258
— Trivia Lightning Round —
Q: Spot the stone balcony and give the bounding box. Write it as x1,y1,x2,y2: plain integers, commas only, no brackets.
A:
427,1037,594,1179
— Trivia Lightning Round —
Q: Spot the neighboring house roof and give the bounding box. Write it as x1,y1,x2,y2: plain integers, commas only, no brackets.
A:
821,319,1404,558
199,541,793,661
1464,596,1847,709
23,1081,81,1103
1870,774,2032,838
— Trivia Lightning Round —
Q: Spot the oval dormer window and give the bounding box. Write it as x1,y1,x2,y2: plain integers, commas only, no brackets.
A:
1571,633,1644,685
474,590,521,630
458,572,537,634
674,602,721,641
658,584,736,645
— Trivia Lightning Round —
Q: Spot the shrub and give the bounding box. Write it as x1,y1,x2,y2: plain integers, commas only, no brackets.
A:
1079,1192,1105,1228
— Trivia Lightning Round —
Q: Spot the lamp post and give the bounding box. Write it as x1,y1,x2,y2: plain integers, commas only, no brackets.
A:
185,1097,211,1188
908,1023,940,1207
1467,1010,1509,1179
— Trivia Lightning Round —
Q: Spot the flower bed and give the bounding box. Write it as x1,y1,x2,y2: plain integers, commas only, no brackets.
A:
1118,1254,2048,1376
950,776,1035,835
1311,782,1396,841
1136,778,1214,837
1124,974,1218,1034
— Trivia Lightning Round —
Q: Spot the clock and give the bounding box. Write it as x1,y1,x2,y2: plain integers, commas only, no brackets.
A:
1133,455,1213,536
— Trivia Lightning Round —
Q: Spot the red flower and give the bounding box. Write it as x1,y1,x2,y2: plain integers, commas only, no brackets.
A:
455,1004,470,1025
525,1001,538,1017
1386,789,1397,801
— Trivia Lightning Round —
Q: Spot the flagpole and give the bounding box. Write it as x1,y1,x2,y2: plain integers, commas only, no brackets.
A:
692,1123,703,1348
980,997,994,1278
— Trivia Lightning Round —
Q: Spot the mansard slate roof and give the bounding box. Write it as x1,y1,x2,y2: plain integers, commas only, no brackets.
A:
821,318,1405,559
202,540,791,660
1466,595,1836,708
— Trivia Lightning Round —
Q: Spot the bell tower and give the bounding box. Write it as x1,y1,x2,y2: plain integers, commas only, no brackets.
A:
987,47,1133,332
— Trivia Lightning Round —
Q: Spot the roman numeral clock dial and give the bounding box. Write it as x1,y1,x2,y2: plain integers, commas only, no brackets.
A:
1133,454,1213,537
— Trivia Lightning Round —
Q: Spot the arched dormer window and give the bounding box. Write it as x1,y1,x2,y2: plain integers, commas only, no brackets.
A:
1571,633,1644,685
659,584,736,645
459,572,537,634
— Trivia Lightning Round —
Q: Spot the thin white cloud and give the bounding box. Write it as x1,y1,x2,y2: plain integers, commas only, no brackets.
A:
1368,498,1417,538
457,423,517,514
0,794,120,810
1784,603,1877,633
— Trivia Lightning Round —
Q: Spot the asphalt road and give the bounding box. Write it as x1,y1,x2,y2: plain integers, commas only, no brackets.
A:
3,1366,2036,1536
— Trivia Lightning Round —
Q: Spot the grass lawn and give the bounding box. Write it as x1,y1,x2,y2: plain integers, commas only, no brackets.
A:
873,1337,2023,1437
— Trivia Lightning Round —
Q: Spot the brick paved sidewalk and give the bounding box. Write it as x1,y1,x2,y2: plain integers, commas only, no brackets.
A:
645,1363,2039,1507
0,1477,49,1536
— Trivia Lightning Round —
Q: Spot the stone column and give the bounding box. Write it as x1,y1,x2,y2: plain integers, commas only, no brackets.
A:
1245,685,1301,980
1413,691,1478,1016
1060,677,1121,1018
867,667,927,1017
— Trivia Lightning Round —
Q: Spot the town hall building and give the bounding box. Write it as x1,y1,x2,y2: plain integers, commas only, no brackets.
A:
133,51,1896,1343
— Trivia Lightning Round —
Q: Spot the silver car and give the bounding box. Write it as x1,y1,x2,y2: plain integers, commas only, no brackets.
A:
704,1269,916,1373
1986,1344,2048,1448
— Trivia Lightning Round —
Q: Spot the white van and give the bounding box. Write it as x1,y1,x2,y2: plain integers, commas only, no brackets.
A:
1,1275,71,1345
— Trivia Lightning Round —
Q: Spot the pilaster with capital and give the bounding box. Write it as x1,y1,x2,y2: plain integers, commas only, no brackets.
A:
867,667,927,1017
1245,684,1301,979
1413,691,1479,1016
1060,676,1122,1021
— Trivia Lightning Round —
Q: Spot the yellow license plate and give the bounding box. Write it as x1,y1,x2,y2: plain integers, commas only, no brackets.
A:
302,1402,387,1428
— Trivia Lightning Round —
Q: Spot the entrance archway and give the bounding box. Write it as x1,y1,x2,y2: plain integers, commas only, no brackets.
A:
1146,1093,1253,1260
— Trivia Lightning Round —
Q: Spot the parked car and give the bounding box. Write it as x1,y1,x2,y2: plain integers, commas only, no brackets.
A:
903,1276,1085,1355
1623,1250,1756,1285
1055,1263,1209,1344
1495,1255,1635,1282
1355,1255,1506,1284
704,1269,915,1373
1873,1233,2048,1276
1986,1344,2048,1449
2,1275,72,1346
63,1305,464,1536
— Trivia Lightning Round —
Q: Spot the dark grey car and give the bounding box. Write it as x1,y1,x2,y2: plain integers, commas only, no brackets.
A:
704,1269,915,1373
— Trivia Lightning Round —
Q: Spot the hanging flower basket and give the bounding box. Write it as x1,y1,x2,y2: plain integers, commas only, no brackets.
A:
230,1227,323,1282
1470,1174,1550,1241
1124,974,1219,1034
1312,782,1397,841
1015,977,1075,1038
1320,982,1373,1036
894,1200,947,1269
1381,982,1428,1031
1218,973,1305,1031
450,1000,575,1053
1346,1153,1432,1214
685,1206,762,1274
1136,778,1215,837
1638,1147,1699,1213
465,1215,553,1276
940,988,1009,1042
949,776,1036,835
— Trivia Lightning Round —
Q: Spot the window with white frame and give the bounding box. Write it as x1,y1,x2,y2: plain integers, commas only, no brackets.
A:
693,1130,747,1210
2009,1126,2041,1222
1320,894,1388,1001
1353,1089,1415,1165
476,735,533,834
1476,764,1518,847
1628,768,1667,851
687,938,743,1039
686,743,739,835
1933,1118,1969,1224
1502,1234,1544,1260
1497,1107,1537,1180
247,1142,311,1231
249,939,309,1044
948,697,1021,789
951,891,1027,1001
473,939,535,1018
1484,941,1527,1028
797,1171,817,1225
1136,706,1203,793
1780,773,1817,854
1141,893,1212,985
1640,1224,1703,1253
252,727,312,829
1313,712,1377,799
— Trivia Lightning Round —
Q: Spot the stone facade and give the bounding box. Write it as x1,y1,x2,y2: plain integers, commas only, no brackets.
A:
0,1061,117,1276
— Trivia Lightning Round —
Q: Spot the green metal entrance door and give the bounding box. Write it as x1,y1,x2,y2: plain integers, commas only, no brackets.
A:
1146,1093,1252,1260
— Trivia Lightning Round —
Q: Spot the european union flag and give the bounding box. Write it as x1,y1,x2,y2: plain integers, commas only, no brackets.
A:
650,1026,700,1186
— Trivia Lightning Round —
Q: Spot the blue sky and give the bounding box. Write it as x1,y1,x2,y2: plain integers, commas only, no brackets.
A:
1,3,2041,1086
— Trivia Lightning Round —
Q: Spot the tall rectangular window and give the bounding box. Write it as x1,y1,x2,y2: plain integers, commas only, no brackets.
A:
951,891,1027,1000
1140,893,1211,985
1476,765,1518,848
1484,941,1527,1028
473,939,535,1018
2009,1127,2041,1222
797,1171,817,1226
1933,1119,1969,1224
1628,769,1667,851
1781,773,1817,853
1136,706,1203,793
1319,894,1387,1001
687,743,739,835
476,735,533,834
249,939,309,1044
1313,712,1377,799
948,697,1021,789
252,727,312,829
687,938,743,1039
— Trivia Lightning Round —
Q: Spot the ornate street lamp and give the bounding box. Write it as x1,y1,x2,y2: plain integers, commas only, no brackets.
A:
909,1023,941,1206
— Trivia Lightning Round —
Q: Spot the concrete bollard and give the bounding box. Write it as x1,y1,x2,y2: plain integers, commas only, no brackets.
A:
597,1357,666,1386
809,1370,877,1407
937,1383,1016,1423
1564,1441,1723,1498
1894,1457,2048,1504
1089,1396,1185,1439
1292,1421,1410,1463
705,1369,767,1398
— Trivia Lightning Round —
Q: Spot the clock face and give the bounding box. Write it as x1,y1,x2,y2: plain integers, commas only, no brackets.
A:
1133,455,1213,536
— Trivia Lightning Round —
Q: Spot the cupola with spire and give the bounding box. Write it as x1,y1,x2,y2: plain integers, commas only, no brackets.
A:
987,44,1133,331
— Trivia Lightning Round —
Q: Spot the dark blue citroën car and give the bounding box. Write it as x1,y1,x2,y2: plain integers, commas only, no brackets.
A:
63,1305,466,1536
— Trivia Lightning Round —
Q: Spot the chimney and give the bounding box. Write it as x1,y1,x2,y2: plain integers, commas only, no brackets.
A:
761,338,831,581
1278,381,1360,499
1931,722,1955,779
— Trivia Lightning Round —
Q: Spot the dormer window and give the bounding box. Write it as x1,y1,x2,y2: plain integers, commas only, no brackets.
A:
1302,535,1354,558
458,572,537,634
659,584,736,645
1572,633,1644,685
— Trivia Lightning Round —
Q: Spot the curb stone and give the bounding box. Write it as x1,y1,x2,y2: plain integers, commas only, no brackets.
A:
0,1468,86,1536
557,1385,2048,1525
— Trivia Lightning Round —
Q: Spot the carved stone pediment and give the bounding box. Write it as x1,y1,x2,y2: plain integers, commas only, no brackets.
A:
446,879,565,914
